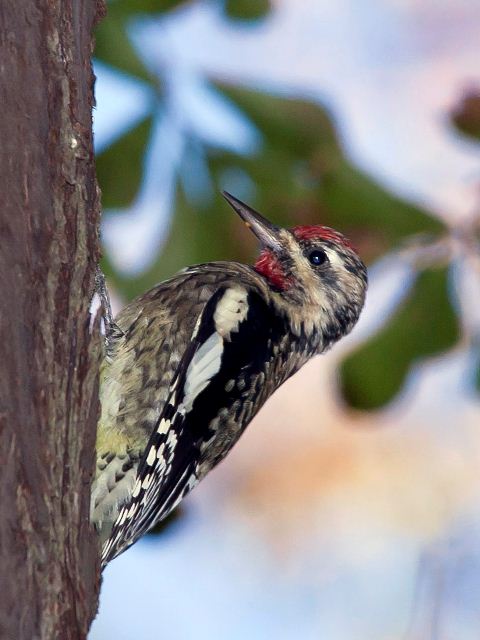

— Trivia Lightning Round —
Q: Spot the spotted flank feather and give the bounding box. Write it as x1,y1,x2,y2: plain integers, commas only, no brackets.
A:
101,396,198,564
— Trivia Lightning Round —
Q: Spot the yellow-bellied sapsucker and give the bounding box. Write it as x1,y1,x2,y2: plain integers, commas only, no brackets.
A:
91,193,368,566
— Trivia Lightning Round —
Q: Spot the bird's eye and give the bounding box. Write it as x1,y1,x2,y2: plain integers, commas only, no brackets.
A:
308,249,328,266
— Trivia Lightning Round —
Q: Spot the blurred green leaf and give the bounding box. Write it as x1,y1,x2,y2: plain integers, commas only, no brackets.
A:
216,84,445,263
96,1,193,84
109,0,189,14
219,83,338,156
316,159,443,257
339,266,460,410
225,0,271,21
110,183,244,300
451,89,480,143
97,1,189,82
95,15,153,82
97,116,153,208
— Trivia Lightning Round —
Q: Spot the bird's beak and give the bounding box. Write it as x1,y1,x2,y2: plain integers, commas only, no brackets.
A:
222,191,283,252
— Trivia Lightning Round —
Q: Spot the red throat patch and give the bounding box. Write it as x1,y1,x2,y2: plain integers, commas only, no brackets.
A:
254,249,291,291
292,225,354,250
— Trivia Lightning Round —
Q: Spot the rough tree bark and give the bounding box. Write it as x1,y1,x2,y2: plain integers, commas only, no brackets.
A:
0,1,105,638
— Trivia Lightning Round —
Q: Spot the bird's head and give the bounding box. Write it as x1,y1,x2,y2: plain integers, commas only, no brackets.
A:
223,191,367,342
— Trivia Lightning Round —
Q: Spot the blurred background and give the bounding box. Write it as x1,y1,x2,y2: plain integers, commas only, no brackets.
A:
89,1,480,638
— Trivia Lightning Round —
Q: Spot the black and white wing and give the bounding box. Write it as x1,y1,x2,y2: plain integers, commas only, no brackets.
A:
101,285,289,565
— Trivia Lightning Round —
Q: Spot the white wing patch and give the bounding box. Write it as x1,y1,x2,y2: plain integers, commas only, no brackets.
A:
182,286,249,411
324,247,344,268
182,331,224,412
213,286,249,338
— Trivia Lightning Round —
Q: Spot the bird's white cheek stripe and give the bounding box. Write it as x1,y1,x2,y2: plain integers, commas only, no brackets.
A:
324,248,344,268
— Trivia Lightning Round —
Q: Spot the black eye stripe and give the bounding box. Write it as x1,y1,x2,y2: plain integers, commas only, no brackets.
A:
308,249,328,266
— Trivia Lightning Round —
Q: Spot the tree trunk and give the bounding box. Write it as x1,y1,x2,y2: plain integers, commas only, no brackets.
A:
0,1,105,638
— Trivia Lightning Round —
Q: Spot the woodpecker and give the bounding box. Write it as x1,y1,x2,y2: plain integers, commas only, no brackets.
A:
91,192,367,566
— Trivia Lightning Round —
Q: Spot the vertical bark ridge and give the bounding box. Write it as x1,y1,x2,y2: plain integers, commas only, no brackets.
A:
0,1,105,637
